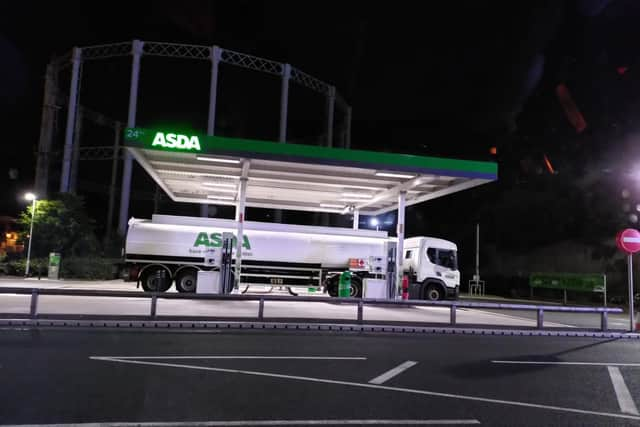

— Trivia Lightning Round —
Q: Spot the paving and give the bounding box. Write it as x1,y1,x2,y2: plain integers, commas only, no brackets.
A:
0,328,639,426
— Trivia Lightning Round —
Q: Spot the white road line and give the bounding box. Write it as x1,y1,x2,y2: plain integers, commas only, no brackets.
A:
492,360,640,367
608,366,639,415
369,361,418,384
0,419,481,426
90,356,366,360
91,357,640,421
468,309,573,328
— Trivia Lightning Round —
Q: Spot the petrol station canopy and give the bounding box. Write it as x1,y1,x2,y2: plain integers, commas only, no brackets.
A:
124,128,498,216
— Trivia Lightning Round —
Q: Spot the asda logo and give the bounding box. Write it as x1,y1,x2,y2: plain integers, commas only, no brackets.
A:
194,232,251,250
152,132,201,151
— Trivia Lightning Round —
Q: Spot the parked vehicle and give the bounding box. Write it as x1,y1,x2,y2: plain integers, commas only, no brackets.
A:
124,215,459,300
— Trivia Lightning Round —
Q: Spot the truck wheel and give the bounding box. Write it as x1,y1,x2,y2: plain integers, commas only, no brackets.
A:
175,268,198,293
140,267,171,292
350,276,363,298
424,283,443,301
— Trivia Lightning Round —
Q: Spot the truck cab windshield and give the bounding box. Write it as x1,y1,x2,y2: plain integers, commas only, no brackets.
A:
426,248,458,270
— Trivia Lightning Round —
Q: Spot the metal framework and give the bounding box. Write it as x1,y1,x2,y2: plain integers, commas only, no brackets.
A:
36,40,352,235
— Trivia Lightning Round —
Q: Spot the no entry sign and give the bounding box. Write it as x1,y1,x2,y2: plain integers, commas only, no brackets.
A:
616,228,640,254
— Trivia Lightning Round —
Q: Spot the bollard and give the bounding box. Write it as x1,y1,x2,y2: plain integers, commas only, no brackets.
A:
402,275,409,300
258,298,265,320
338,271,352,298
601,311,608,331
150,295,157,317
450,304,457,325
29,289,39,318
537,309,544,329
357,300,364,323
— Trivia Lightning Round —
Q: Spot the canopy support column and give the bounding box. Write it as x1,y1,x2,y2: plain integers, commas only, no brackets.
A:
234,160,250,289
352,209,359,230
394,191,406,299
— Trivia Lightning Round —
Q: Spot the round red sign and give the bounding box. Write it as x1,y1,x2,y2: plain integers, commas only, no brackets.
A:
616,228,640,254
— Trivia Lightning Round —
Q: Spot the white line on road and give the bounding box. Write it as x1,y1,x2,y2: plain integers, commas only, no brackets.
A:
90,356,366,360
608,366,639,415
492,360,640,367
0,419,481,426
469,309,573,328
91,357,640,421
369,361,418,384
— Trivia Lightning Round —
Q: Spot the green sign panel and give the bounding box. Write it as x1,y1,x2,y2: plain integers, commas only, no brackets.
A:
48,252,61,280
529,273,605,293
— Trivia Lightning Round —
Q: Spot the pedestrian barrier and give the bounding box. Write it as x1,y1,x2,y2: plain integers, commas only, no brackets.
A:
0,287,624,331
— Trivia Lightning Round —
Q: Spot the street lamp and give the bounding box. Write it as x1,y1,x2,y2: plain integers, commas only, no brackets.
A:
24,193,37,277
370,217,379,231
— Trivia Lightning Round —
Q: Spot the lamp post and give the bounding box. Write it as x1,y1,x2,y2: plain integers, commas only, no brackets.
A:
24,193,37,277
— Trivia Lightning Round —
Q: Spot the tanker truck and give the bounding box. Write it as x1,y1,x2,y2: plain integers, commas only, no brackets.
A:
124,214,460,300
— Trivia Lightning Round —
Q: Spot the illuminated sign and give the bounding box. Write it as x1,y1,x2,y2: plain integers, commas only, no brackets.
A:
194,232,251,250
151,132,201,151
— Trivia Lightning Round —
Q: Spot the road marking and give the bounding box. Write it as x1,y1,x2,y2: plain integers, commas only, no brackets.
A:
492,360,640,367
0,419,481,426
608,366,639,415
91,357,640,421
369,361,418,384
90,356,366,360
468,309,573,328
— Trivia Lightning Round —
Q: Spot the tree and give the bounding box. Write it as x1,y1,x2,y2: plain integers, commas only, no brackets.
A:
17,193,99,258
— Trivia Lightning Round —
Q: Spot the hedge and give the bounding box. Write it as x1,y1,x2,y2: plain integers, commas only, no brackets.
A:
7,257,119,280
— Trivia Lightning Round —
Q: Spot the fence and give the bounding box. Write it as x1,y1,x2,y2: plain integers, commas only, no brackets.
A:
0,287,623,331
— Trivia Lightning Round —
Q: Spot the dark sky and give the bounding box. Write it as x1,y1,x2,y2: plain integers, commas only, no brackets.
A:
3,0,640,268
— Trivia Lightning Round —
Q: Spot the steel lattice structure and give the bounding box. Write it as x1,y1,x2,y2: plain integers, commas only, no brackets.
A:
35,40,352,236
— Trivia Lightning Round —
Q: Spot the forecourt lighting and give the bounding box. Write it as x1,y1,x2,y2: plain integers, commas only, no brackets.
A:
196,156,240,164
201,187,237,193
375,172,415,179
341,193,373,199
202,182,237,188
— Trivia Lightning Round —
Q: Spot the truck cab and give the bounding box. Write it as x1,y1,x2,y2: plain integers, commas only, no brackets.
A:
402,237,460,300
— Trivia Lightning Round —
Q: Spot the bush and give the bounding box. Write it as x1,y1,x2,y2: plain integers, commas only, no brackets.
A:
7,258,49,276
60,257,119,280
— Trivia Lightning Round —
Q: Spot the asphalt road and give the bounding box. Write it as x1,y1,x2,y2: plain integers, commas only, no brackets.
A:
1,328,639,426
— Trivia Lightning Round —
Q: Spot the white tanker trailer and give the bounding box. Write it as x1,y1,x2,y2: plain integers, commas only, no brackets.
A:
124,214,460,300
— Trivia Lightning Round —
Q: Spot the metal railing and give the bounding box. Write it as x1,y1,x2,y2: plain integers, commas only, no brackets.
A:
0,287,623,331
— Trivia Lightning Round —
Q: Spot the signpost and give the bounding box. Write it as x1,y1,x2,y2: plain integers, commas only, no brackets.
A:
615,228,640,331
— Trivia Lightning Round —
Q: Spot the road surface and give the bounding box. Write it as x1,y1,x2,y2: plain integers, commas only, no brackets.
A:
0,328,639,426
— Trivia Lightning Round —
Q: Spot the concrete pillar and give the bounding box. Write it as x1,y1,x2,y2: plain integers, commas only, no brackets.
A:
60,47,82,193
105,122,121,239
118,40,143,235
326,86,335,147
201,45,222,217
35,62,58,197
69,109,83,193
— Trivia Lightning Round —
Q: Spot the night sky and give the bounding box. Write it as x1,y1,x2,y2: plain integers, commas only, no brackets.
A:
3,0,640,275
